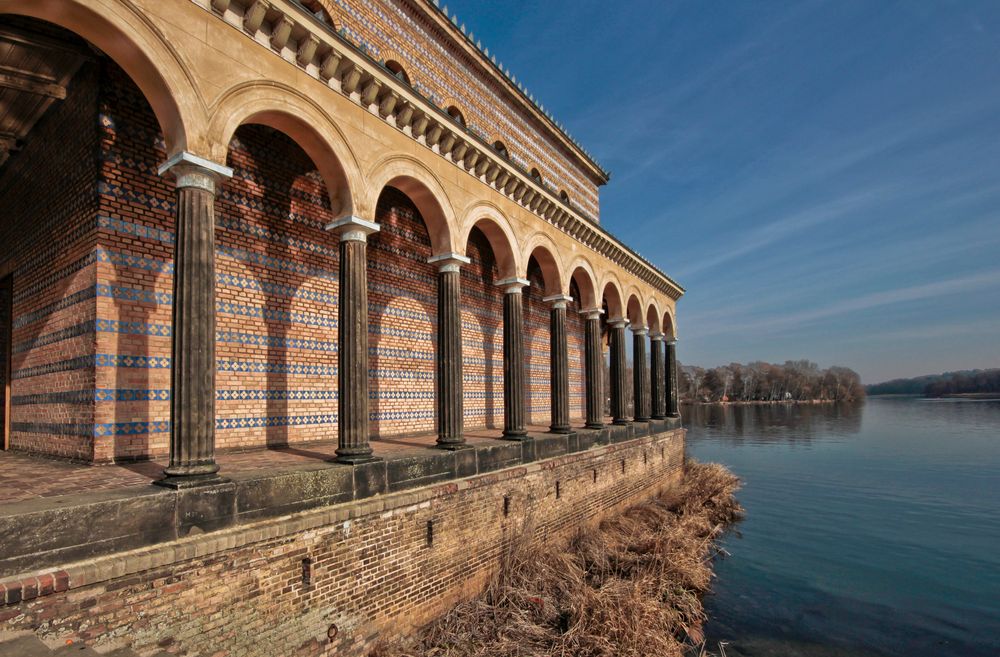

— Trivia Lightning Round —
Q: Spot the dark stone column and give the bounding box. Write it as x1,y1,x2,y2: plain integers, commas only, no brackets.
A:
667,338,680,418
328,216,380,463
156,153,232,488
544,294,572,434
582,309,604,429
608,318,629,425
429,253,470,448
498,278,529,439
632,325,650,422
650,333,666,419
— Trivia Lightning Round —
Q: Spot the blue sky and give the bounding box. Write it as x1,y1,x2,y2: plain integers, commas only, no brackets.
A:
445,0,1000,383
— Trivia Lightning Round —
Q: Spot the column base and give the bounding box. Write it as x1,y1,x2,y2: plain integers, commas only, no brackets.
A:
634,417,650,423
584,421,604,430
501,430,529,441
435,440,473,451
668,412,681,419
153,472,228,490
548,426,573,435
651,414,666,420
334,448,380,464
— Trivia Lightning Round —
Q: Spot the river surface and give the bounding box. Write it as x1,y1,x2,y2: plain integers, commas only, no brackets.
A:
685,396,1000,657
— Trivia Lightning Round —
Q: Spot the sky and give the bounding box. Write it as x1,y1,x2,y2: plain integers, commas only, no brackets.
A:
444,0,1000,383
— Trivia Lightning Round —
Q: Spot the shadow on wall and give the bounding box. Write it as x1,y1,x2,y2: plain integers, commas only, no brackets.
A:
367,186,436,439
219,124,338,451
463,227,501,430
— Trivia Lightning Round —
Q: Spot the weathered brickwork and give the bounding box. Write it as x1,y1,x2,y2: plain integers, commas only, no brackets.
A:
0,62,100,462
0,429,685,657
316,0,603,220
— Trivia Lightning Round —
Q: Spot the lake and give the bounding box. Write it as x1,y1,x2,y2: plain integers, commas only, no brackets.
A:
684,396,1000,657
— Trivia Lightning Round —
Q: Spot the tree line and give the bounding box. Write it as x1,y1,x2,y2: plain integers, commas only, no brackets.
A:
678,360,864,403
867,368,1000,397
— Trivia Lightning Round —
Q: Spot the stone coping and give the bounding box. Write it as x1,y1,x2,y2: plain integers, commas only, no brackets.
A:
0,419,680,587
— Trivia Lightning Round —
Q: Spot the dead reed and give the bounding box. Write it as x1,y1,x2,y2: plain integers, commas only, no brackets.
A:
373,460,743,657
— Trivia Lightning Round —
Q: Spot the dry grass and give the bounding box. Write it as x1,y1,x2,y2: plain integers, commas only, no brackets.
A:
373,460,743,657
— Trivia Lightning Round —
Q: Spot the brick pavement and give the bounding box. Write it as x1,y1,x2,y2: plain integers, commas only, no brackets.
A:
0,422,606,504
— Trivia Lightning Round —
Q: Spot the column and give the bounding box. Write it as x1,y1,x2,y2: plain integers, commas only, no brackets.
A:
608,317,629,425
544,294,572,434
498,278,529,439
156,152,232,488
650,332,666,419
667,338,680,418
581,308,604,429
632,325,650,422
328,216,380,463
429,253,470,448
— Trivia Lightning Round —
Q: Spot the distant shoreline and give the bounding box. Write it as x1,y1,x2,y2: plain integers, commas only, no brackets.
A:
681,398,848,406
868,392,1000,400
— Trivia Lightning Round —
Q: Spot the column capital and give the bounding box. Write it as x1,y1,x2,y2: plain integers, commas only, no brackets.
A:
495,277,529,294
607,317,629,329
666,337,678,345
326,215,380,242
630,324,648,336
542,293,573,309
158,151,233,193
428,252,471,272
649,331,665,341
579,307,604,320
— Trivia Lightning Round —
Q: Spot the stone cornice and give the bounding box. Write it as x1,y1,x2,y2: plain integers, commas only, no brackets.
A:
202,0,685,301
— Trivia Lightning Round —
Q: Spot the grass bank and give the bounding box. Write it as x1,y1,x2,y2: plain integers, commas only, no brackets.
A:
373,460,743,657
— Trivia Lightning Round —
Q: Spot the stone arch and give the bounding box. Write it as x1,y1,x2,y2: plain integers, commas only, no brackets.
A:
626,292,644,327
645,300,662,335
599,274,625,319
458,203,519,279
366,155,456,255
522,233,564,297
662,308,677,339
206,81,363,218
567,258,599,309
0,0,202,155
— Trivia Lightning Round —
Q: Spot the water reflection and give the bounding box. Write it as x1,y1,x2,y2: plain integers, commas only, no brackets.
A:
686,397,1000,657
683,401,863,443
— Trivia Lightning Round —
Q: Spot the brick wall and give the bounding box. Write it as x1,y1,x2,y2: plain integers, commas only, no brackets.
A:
214,124,341,450
0,62,100,461
0,429,685,657
524,259,551,426
368,187,436,436
93,61,175,462
460,228,504,430
318,0,602,221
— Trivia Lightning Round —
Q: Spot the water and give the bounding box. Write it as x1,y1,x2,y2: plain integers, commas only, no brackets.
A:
685,397,1000,657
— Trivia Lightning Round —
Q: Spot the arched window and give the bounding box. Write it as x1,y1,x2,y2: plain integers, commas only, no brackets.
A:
559,189,570,203
385,60,410,84
446,105,466,127
300,0,334,26
493,140,509,159
530,167,543,184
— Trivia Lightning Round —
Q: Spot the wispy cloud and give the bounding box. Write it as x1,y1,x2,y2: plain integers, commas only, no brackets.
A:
675,185,897,279
694,268,1000,337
